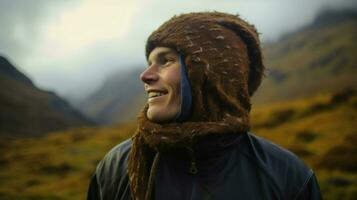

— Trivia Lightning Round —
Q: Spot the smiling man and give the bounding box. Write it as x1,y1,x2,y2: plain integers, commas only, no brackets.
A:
87,12,322,200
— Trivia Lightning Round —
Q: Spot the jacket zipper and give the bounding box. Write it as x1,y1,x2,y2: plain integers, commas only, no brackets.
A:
187,147,198,175
189,161,198,175
186,147,198,199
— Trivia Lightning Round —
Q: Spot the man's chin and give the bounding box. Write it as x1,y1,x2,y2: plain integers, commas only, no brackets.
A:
147,108,163,123
146,108,177,123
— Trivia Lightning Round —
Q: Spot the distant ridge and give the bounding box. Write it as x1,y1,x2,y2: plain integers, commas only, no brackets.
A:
79,68,145,124
0,55,94,137
279,8,357,41
310,8,357,29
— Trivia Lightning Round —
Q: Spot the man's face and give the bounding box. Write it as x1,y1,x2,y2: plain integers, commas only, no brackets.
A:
140,47,181,123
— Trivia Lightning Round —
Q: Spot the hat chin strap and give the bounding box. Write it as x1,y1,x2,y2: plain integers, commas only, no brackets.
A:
173,54,192,122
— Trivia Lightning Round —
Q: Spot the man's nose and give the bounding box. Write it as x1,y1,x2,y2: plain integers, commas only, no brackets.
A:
140,65,158,84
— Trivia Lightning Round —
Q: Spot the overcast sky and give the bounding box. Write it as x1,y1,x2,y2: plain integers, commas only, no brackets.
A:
0,0,355,101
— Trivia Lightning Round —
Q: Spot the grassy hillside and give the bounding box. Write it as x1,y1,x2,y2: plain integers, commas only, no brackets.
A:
0,89,356,199
0,124,135,200
252,88,357,199
253,12,357,104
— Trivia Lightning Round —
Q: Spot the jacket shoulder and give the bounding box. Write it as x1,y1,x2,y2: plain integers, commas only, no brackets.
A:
243,132,314,199
97,139,132,175
94,139,132,199
104,139,132,163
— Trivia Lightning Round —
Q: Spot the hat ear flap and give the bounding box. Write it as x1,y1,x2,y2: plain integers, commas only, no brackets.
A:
184,55,210,121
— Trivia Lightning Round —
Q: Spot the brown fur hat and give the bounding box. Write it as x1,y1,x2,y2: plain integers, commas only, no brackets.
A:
146,11,265,123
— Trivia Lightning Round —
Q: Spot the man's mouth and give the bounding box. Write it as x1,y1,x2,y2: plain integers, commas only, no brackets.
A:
148,91,168,99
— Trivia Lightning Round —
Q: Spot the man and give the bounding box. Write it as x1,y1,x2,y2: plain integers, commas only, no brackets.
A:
87,12,322,200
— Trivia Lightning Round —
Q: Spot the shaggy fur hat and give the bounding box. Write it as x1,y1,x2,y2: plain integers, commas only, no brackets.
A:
145,11,265,123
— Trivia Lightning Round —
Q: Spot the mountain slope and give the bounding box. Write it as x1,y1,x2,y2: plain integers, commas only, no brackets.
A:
252,9,357,104
79,68,146,124
0,56,94,136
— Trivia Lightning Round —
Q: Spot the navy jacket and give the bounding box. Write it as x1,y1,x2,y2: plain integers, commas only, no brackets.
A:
87,132,322,200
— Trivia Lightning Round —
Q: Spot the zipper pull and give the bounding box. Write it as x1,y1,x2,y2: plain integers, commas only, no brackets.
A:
189,161,198,175
186,147,198,175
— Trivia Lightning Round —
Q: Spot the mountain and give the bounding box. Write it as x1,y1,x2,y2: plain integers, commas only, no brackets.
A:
79,68,146,124
252,9,357,104
0,56,94,136
78,9,357,125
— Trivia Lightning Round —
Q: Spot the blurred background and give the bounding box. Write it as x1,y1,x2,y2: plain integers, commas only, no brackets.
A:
0,0,356,199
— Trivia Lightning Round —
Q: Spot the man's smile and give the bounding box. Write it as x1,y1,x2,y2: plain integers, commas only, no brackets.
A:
148,91,167,98
147,90,169,102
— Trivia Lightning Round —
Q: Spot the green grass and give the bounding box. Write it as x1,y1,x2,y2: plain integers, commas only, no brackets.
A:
0,124,135,200
251,90,357,200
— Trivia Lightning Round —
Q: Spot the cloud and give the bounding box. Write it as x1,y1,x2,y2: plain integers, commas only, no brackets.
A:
0,0,78,63
0,0,356,102
23,0,144,99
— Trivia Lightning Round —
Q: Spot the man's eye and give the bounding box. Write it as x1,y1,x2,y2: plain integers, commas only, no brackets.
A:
159,57,174,65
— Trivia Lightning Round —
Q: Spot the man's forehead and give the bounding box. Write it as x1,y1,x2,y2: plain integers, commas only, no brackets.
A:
148,47,177,61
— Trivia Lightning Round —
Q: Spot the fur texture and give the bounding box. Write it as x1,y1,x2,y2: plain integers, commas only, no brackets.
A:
128,12,265,200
